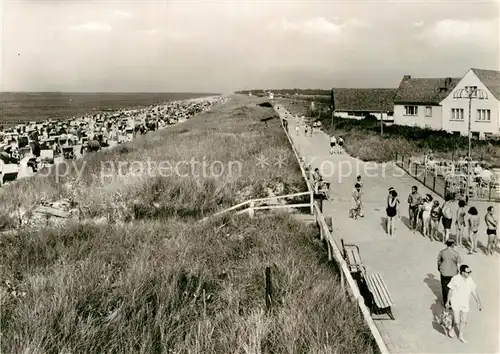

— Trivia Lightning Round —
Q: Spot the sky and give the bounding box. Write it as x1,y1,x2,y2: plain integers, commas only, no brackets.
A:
1,0,499,92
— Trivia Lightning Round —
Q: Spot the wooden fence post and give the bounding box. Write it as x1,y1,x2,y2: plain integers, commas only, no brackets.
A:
310,190,314,215
433,175,436,192
340,267,345,292
265,267,273,312
249,201,255,218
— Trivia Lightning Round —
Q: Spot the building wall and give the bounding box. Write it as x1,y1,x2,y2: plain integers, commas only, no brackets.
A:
336,111,392,121
440,70,500,138
393,104,443,130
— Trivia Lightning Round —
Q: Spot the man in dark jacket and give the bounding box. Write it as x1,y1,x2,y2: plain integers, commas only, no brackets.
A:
437,239,461,305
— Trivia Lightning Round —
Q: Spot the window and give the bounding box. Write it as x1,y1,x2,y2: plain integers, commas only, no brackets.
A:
425,106,432,117
465,86,477,95
451,108,464,120
476,109,491,121
404,106,418,115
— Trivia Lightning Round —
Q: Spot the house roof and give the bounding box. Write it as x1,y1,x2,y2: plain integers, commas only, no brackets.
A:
331,88,397,112
472,68,500,100
393,76,461,105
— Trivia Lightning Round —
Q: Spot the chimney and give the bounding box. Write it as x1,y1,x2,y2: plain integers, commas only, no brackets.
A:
403,75,411,80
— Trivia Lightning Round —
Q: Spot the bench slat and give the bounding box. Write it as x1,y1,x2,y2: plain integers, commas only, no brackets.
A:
366,275,385,308
366,273,395,309
353,251,362,265
373,274,393,308
374,273,395,307
346,250,357,265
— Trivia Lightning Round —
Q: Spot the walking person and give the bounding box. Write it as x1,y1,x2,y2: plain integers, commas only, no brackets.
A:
337,135,344,154
467,206,480,254
295,124,300,136
485,206,498,255
421,194,434,239
329,135,337,154
430,200,442,241
437,239,461,306
350,183,363,219
356,175,363,189
305,125,309,136
441,195,454,244
407,186,422,231
446,265,482,343
386,189,399,236
455,200,467,247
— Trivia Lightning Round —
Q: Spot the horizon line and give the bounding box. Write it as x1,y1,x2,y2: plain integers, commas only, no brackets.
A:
0,91,222,94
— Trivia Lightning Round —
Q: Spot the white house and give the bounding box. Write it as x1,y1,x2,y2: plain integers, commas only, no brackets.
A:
393,75,460,130
331,88,396,121
440,68,500,139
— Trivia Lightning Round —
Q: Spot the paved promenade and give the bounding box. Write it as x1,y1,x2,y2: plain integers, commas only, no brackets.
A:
277,105,500,354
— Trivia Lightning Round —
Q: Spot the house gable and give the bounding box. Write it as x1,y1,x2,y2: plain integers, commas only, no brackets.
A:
439,68,500,103
440,68,500,137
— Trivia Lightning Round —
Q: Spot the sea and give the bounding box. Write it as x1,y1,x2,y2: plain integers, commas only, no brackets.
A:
0,92,220,126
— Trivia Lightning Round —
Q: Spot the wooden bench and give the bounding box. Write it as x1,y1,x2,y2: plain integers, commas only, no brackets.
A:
341,239,366,276
364,272,395,320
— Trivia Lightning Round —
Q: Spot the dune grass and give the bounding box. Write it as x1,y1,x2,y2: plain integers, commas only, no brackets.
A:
0,94,377,353
0,215,376,354
279,97,500,166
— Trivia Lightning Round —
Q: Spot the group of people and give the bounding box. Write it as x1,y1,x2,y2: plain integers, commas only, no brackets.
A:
406,186,498,255
329,134,344,154
311,167,331,200
384,185,498,254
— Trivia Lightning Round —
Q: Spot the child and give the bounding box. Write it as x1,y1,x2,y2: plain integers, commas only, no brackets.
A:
430,200,442,241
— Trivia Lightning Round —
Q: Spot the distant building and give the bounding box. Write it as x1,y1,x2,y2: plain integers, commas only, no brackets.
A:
440,68,500,139
331,88,396,121
393,75,460,130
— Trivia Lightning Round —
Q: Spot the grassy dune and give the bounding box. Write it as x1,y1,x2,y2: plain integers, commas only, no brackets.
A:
0,95,376,354
279,97,500,166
